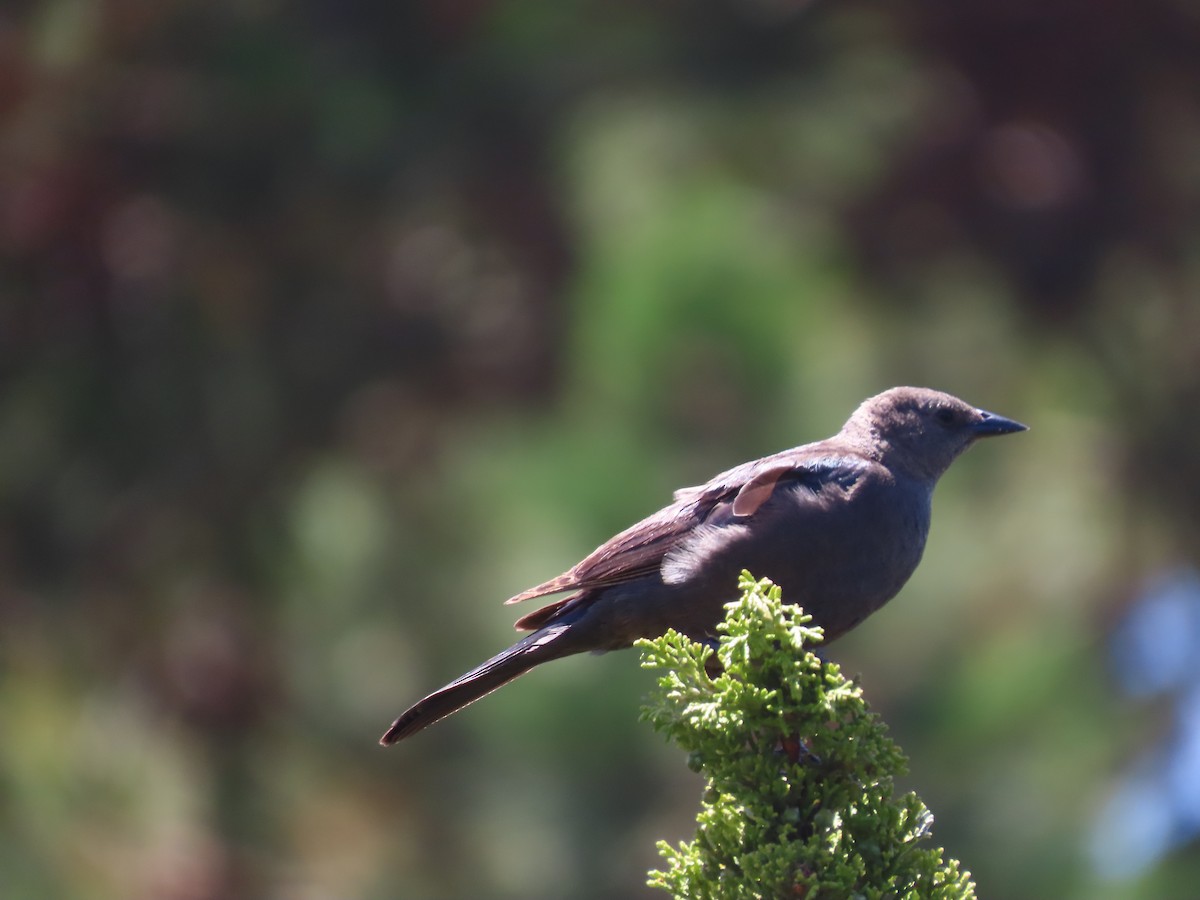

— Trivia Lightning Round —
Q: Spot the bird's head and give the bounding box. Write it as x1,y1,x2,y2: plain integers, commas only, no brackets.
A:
843,387,1027,481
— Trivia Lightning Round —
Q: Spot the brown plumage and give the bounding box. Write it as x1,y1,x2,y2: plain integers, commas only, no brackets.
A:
380,387,1026,745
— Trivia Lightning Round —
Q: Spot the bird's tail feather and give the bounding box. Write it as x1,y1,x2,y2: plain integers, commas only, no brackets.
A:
379,623,580,745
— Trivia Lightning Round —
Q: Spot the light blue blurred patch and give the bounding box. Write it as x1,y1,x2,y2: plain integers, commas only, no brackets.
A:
1090,566,1200,879
1171,685,1200,831
1110,568,1200,697
1088,766,1173,880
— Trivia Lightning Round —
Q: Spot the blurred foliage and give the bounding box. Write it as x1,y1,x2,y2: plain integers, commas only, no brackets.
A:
1,0,1200,898
641,574,974,899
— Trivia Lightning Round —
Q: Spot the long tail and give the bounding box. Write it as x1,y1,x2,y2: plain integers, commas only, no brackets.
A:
379,622,582,745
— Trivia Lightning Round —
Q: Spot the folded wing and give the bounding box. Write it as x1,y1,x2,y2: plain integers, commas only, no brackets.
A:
505,450,860,612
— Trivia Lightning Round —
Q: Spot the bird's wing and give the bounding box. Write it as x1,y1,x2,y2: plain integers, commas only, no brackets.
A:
505,451,860,605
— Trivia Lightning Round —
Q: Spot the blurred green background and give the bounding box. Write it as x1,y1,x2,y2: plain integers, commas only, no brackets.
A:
3,1,1200,898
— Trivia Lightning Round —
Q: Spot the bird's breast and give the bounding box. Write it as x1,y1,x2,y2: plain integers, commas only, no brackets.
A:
752,473,932,641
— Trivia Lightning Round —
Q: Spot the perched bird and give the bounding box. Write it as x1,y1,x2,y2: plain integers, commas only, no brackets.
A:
381,386,1026,745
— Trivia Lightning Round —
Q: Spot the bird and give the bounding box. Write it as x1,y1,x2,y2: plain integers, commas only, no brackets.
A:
380,386,1026,745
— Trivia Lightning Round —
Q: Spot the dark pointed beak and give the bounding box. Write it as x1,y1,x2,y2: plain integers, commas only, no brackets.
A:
971,409,1028,437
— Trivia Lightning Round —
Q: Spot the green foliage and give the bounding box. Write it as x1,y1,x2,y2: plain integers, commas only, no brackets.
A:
639,573,975,899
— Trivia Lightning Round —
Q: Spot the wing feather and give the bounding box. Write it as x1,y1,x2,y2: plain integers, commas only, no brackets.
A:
505,455,841,605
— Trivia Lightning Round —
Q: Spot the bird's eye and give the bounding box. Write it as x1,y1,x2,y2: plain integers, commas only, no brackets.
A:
935,408,956,426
